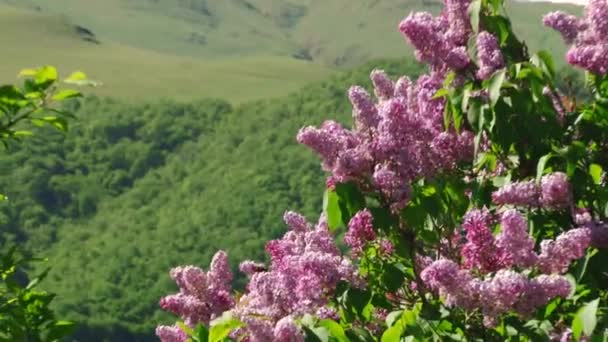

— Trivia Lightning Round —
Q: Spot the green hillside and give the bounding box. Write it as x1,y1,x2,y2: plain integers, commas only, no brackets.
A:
0,0,583,67
0,5,332,103
0,0,583,103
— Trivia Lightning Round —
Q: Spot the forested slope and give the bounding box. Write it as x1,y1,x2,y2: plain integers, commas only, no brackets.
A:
0,59,424,340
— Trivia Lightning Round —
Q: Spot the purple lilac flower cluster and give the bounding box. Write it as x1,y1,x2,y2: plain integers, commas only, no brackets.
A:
156,251,234,340
421,208,591,326
344,209,376,255
476,31,505,80
492,172,571,210
399,1,505,80
544,0,608,75
229,211,358,342
298,69,473,211
156,212,358,342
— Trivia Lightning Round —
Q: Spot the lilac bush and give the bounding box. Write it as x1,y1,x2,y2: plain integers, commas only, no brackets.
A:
156,0,608,340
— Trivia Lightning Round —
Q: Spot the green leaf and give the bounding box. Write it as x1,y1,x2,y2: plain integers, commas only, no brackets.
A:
323,190,342,232
536,154,553,183
319,320,348,342
433,88,449,99
532,51,556,79
178,322,195,337
18,68,38,77
488,70,506,107
572,298,600,340
589,163,603,185
65,71,88,82
209,315,243,342
381,323,403,342
47,320,76,341
63,71,101,87
34,66,58,85
0,85,24,101
334,182,365,225
385,310,403,328
52,89,82,101
382,264,406,292
0,193,7,201
193,324,209,342
303,326,325,342
565,274,577,298
468,0,482,33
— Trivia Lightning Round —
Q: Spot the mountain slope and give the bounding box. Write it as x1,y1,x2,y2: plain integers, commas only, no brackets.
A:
0,0,584,67
0,5,332,103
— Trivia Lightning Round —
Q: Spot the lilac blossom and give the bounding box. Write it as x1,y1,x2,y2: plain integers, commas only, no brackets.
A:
379,238,395,256
159,251,234,327
370,69,396,100
298,70,473,211
543,11,582,44
537,228,592,274
476,31,505,80
422,260,572,327
273,316,305,342
231,212,358,341
460,208,502,272
348,86,379,130
344,209,376,254
156,325,187,342
545,0,608,74
398,3,472,72
540,172,572,209
316,306,340,321
492,181,540,207
496,209,538,268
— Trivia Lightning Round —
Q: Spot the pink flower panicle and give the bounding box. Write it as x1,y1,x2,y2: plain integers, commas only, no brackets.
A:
492,173,572,210
460,208,502,272
273,316,305,342
540,172,571,210
370,69,396,101
476,31,505,80
232,213,358,341
299,70,474,211
158,251,234,327
421,260,572,327
496,209,538,268
379,238,395,256
156,325,187,342
316,306,340,321
349,86,379,130
398,3,472,72
544,0,608,74
421,204,595,325
344,209,376,254
538,228,592,274
543,11,582,44
492,181,540,207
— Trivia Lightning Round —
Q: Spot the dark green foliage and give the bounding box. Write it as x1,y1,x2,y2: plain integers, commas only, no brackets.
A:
1,66,86,342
